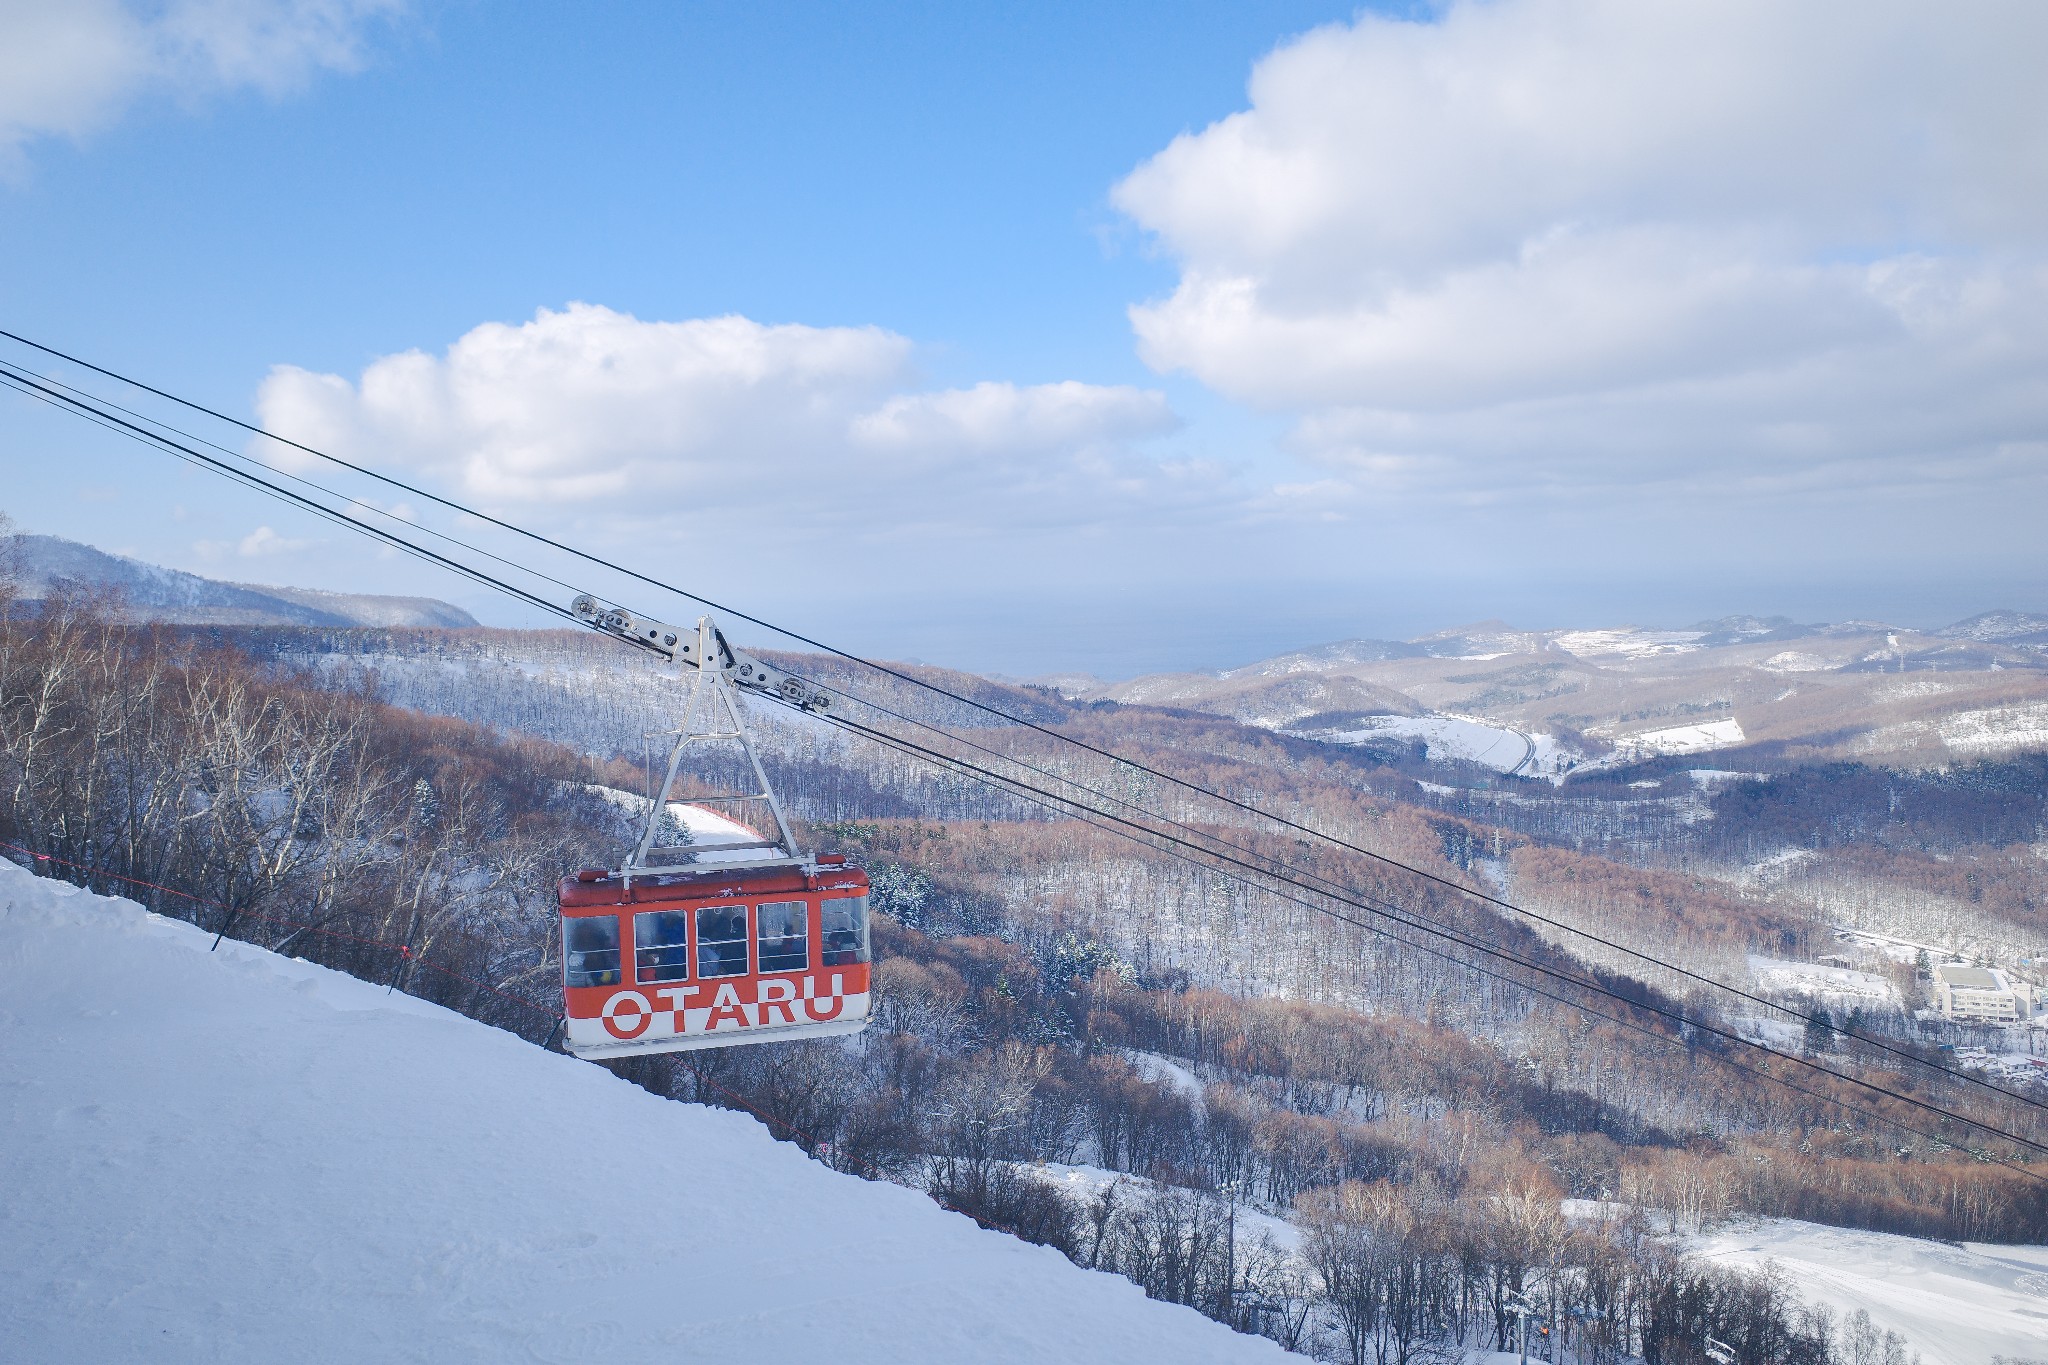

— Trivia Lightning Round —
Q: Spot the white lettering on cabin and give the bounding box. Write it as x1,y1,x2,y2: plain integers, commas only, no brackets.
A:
705,981,749,1030
576,972,865,1043
757,977,796,1024
801,975,841,1021
601,990,654,1040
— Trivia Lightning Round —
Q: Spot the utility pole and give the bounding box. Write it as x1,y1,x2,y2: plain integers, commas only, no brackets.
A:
1221,1178,1239,1327
1506,1288,1539,1365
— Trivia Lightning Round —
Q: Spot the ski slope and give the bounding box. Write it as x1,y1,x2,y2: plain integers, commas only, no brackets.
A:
1305,714,1564,775
0,862,1285,1365
1690,1218,2048,1365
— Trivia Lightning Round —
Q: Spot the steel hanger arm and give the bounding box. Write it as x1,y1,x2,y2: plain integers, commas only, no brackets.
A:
571,594,831,711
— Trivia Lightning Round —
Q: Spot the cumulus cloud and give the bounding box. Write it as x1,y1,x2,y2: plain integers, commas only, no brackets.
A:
1113,0,2048,499
255,303,1190,528
236,525,311,556
852,381,1174,462
193,523,314,560
0,0,402,165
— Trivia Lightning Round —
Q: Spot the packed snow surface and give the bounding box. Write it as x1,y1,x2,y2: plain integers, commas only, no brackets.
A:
1122,1048,1208,1112
1614,717,1745,759
1306,714,1568,776
1689,1218,2048,1365
1551,628,1706,659
0,862,1284,1364
1748,954,1898,1006
1760,650,1838,673
581,787,784,864
1027,1164,1301,1256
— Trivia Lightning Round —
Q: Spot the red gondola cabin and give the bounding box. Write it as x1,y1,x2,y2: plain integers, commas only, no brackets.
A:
554,609,868,1059
559,854,872,1059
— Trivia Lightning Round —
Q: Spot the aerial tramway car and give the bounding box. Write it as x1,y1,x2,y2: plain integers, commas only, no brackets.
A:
556,605,871,1059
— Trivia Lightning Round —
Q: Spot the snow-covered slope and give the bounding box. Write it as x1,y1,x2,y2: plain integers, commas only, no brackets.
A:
1690,1218,2048,1365
0,863,1284,1364
1093,610,2048,772
7,532,478,627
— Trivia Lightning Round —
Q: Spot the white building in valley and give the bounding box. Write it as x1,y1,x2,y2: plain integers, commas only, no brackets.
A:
1932,964,2034,1023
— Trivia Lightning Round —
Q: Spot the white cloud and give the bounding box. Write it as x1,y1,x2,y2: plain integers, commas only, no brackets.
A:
193,524,313,560
852,381,1174,462
236,525,310,556
254,303,1192,530
1113,0,2048,499
0,0,402,165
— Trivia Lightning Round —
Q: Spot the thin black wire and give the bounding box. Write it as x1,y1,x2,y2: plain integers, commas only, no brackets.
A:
791,663,2048,1118
0,325,2003,1114
801,701,2048,1180
9,342,2047,1171
0,368,629,643
798,704,2048,1170
0,357,595,607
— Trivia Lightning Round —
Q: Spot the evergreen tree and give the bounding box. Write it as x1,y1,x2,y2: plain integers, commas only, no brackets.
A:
1803,1006,1837,1055
1842,1005,1868,1044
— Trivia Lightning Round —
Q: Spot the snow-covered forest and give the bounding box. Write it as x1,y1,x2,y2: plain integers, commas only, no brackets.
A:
3,597,2045,1364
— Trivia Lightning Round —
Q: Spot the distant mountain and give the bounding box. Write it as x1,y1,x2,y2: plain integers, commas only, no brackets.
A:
1219,637,1425,679
1087,605,2048,773
1408,619,1552,658
1686,615,1814,646
1937,610,2048,645
4,534,479,629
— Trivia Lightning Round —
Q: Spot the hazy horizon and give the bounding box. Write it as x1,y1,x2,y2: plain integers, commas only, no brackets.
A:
11,520,2040,681
4,3,2045,680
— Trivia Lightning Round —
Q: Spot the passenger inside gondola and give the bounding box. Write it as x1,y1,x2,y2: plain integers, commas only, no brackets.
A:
696,905,749,977
820,894,869,967
758,900,808,973
564,915,621,987
634,909,690,983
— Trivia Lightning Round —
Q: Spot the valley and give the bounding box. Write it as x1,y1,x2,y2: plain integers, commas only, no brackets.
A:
4,553,2045,1364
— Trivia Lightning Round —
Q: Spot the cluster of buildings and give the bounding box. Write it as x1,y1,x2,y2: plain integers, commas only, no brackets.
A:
1931,964,2036,1024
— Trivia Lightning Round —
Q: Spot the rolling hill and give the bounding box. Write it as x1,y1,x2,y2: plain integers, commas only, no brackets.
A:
4,533,478,628
1073,615,2048,773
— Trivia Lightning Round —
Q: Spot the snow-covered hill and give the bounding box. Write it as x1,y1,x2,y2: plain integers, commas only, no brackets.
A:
0,862,1283,1364
1690,1218,2048,1365
6,532,478,627
1088,610,2048,772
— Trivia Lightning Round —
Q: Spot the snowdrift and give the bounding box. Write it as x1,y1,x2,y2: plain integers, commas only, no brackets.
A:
0,863,1284,1364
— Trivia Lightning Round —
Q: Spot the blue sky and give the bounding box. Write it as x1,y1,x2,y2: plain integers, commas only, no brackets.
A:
3,4,1333,393
3,1,2046,675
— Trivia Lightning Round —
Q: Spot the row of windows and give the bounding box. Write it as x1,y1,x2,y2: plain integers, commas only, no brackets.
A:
1947,998,2021,1019
564,895,870,989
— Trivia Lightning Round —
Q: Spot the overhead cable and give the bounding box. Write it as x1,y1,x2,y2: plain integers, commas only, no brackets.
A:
801,702,2048,1170
0,325,2000,1115
8,333,2046,1166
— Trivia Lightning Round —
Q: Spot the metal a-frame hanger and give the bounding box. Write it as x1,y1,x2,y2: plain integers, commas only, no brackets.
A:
571,596,832,887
